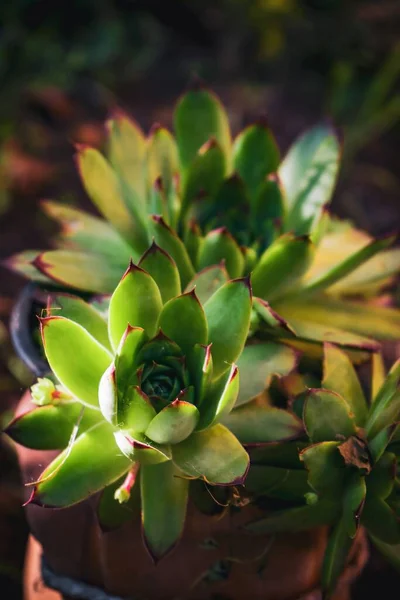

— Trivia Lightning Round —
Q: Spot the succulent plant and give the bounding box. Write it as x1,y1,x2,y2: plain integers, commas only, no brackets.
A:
5,254,262,560
7,86,400,358
233,344,400,596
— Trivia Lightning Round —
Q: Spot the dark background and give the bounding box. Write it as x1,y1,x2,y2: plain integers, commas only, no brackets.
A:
0,1,399,598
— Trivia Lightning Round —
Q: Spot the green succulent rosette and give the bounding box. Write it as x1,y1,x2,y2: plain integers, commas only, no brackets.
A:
8,252,254,560
7,86,400,359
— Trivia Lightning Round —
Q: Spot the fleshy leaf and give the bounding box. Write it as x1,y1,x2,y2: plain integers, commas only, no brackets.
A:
187,343,213,405
252,174,285,246
124,387,156,433
172,423,249,485
198,227,244,279
323,343,368,427
145,398,200,444
141,461,188,562
372,353,386,404
279,124,340,235
251,234,314,301
366,359,400,438
321,517,353,598
223,403,303,445
204,278,252,380
252,298,296,337
245,466,309,501
343,472,366,538
196,364,239,430
361,497,400,544
108,263,162,350
114,430,171,465
235,342,298,406
246,500,339,534
139,242,181,303
5,403,101,450
233,122,280,200
303,389,356,443
300,441,345,495
147,125,179,197
51,294,110,351
184,263,229,305
40,316,112,408
158,290,208,354
34,250,122,294
151,216,195,288
32,421,130,507
366,452,396,500
99,362,118,425
369,425,398,463
115,326,147,390
174,87,231,172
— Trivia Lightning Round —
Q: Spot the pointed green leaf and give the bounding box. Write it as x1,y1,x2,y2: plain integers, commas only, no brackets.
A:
303,389,356,443
124,387,156,433
32,421,130,507
233,123,280,200
42,200,133,263
366,359,400,439
180,140,226,221
197,174,248,236
361,497,400,544
148,178,169,221
197,364,239,430
235,342,298,406
223,403,303,445
51,294,110,351
204,278,252,380
146,398,200,444
99,362,118,425
76,146,139,244
34,250,122,293
172,423,249,485
323,343,367,427
246,500,339,534
198,227,244,279
108,263,163,350
300,442,345,495
249,441,306,469
187,343,213,405
252,298,296,337
279,124,340,235
182,221,202,268
174,87,231,171
372,353,386,403
5,403,101,450
107,111,147,210
251,234,314,301
252,174,285,245
343,472,366,538
147,125,179,197
114,326,147,390
114,430,171,465
369,425,398,463
300,235,395,295
41,316,112,408
321,517,353,598
184,263,229,305
158,290,208,354
141,460,188,562
139,242,181,303
151,216,195,288
367,452,396,499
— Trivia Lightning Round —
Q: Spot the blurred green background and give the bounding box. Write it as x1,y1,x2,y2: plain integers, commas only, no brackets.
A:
0,1,399,598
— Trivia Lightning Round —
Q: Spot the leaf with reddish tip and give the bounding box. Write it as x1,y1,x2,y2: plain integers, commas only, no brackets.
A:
32,421,131,507
198,228,244,279
197,364,239,430
114,430,171,465
107,111,147,212
42,200,133,263
158,290,208,354
4,250,53,283
51,294,110,351
147,125,179,197
4,402,101,450
187,343,213,406
204,278,252,380
124,386,156,433
251,234,314,301
141,460,188,562
77,146,147,250
303,389,356,443
108,263,162,350
300,441,345,495
139,242,181,302
183,220,202,268
233,123,280,200
34,250,123,293
99,362,118,425
97,473,141,531
151,216,195,288
145,398,200,444
172,423,249,485
253,298,296,337
235,342,298,407
174,87,231,172
184,263,229,305
180,140,226,221
279,124,340,235
41,316,112,408
222,403,303,445
323,343,367,427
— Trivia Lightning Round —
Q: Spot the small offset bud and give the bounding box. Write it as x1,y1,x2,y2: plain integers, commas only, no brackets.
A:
305,492,319,506
31,378,56,406
114,487,131,504
113,465,139,504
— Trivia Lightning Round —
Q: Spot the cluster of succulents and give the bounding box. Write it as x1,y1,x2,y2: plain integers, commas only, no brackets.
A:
4,85,400,593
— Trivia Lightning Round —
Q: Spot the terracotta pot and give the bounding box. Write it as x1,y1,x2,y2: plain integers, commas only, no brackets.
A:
13,391,369,600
